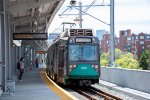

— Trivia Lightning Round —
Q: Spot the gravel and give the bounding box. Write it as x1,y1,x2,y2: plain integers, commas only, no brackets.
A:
92,84,139,100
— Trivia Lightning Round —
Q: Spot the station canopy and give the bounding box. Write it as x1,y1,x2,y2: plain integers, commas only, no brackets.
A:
8,0,64,51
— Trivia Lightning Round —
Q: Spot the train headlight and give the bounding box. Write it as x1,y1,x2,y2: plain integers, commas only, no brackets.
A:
92,38,96,43
73,64,76,68
95,65,98,69
91,65,99,72
69,38,75,43
69,64,77,72
69,39,73,43
69,65,73,72
94,65,99,72
69,65,73,69
92,65,94,68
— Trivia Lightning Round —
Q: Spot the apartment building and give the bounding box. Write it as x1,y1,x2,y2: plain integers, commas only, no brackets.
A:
100,29,150,59
100,33,120,53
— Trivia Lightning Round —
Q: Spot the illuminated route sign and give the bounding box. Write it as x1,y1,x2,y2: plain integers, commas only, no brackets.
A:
75,37,92,43
13,33,47,40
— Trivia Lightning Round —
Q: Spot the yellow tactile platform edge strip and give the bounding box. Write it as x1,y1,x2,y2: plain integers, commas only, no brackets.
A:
40,68,79,100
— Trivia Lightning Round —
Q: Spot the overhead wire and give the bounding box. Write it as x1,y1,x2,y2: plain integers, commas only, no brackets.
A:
47,6,74,47
69,0,98,26
49,0,107,36
50,6,73,34
83,0,97,12
69,0,107,26
47,0,108,49
50,0,98,34
75,7,109,25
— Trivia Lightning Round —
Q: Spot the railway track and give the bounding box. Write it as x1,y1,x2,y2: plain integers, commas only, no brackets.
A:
71,86,122,100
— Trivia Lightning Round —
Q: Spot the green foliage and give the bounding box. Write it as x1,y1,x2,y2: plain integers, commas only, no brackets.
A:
139,50,149,70
101,52,110,60
100,52,110,66
115,48,123,59
100,48,140,69
100,59,109,66
115,53,140,69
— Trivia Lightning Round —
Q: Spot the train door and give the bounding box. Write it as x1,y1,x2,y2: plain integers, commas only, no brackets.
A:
57,46,64,83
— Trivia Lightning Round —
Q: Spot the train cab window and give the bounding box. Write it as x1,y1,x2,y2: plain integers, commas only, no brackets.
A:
69,45,98,61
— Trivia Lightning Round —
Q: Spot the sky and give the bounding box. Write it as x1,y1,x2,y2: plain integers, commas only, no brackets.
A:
48,0,150,36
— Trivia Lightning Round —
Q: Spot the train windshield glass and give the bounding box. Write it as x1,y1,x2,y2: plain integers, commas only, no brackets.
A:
69,44,98,61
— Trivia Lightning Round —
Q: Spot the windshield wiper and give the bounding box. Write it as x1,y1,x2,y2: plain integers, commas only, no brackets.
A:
72,48,81,54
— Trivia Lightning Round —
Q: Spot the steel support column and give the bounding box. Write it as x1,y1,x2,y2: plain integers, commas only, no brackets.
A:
25,46,30,70
29,47,32,70
0,0,3,89
7,15,13,80
110,0,115,67
12,46,17,73
5,13,9,80
16,47,20,65
24,46,27,70
11,25,16,74
0,0,7,92
79,2,82,28
33,49,36,68
19,47,21,58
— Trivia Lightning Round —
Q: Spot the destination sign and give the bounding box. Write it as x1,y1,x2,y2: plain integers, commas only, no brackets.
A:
75,37,92,43
13,33,47,40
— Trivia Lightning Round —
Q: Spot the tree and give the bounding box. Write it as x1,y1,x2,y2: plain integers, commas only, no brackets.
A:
100,48,140,69
115,48,123,59
115,53,140,69
139,50,149,70
100,52,110,66
100,59,109,66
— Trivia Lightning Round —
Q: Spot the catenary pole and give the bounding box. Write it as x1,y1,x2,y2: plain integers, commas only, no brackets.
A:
79,2,82,28
110,0,115,67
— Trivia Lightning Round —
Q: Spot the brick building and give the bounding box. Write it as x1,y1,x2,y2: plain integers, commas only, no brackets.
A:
100,33,119,53
119,29,131,52
100,34,110,53
100,29,150,59
127,32,150,59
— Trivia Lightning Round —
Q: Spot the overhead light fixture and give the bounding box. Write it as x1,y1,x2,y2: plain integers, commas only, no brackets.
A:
38,8,42,13
34,20,38,25
70,0,77,6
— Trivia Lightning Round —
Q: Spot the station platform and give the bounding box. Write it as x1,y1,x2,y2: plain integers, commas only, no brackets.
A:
98,80,150,100
0,68,76,100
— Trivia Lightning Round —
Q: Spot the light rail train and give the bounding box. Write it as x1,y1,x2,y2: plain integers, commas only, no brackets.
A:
46,28,100,86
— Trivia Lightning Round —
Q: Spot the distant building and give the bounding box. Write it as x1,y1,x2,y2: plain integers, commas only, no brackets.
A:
100,29,150,59
130,32,150,59
101,34,110,53
100,33,119,53
119,29,131,52
48,33,60,40
96,30,108,41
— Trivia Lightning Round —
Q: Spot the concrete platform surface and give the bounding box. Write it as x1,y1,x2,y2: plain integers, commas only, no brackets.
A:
0,68,60,100
99,80,150,100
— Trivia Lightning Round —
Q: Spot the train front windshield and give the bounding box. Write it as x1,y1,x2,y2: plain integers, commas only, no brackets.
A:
69,44,98,61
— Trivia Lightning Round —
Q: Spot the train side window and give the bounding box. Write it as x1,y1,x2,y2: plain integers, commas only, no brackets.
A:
59,48,64,67
51,52,54,65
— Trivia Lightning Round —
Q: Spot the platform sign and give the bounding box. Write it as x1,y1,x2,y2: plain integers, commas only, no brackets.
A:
36,50,47,54
13,33,47,40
